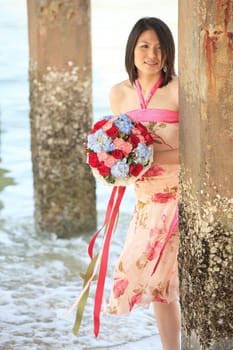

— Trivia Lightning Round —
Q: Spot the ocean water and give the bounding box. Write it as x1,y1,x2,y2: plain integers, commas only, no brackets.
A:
0,1,177,349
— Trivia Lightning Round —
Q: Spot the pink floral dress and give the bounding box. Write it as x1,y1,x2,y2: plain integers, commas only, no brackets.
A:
107,80,179,314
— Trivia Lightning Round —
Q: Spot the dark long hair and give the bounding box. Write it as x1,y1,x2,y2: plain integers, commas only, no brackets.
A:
125,17,175,87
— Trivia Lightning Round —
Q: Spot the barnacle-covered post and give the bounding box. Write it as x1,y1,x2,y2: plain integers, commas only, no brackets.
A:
179,0,233,349
27,0,96,237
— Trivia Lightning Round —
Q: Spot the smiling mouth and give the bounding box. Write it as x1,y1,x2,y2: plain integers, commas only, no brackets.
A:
144,61,158,66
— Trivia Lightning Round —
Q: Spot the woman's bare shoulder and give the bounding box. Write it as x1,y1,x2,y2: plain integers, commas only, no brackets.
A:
109,80,131,114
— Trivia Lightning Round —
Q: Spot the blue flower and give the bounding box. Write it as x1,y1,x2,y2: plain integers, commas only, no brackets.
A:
111,159,129,178
135,143,152,165
87,129,115,152
114,114,133,135
102,115,114,120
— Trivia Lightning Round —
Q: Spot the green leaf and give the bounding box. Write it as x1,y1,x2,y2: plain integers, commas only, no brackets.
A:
72,285,91,335
72,254,99,336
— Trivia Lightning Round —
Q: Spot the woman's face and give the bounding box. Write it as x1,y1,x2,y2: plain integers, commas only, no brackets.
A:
134,29,164,78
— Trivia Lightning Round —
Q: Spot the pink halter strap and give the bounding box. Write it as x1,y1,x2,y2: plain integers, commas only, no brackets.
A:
135,76,163,109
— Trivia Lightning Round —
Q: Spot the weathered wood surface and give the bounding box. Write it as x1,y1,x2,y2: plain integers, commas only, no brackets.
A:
179,0,233,349
27,0,96,237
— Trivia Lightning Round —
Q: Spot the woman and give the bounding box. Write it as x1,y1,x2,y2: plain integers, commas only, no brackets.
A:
107,17,180,350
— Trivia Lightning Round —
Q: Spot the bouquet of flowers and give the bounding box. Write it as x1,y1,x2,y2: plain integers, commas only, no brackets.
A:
86,114,154,186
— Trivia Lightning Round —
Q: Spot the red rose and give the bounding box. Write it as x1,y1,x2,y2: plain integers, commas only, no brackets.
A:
91,119,108,133
135,122,148,136
105,125,119,138
129,163,144,176
144,132,154,145
128,134,140,147
97,161,110,176
111,149,124,159
88,152,100,168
